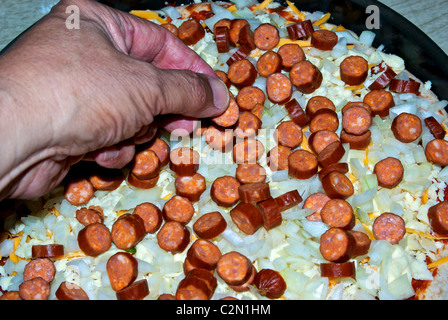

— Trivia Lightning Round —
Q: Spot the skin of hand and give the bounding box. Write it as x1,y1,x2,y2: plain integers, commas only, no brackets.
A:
0,0,230,200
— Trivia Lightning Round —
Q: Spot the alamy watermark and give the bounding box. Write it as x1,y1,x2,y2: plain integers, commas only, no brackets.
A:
65,5,80,30
366,5,381,30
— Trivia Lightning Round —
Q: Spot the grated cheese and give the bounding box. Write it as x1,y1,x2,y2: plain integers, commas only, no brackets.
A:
276,38,312,48
313,13,331,26
285,0,306,20
255,0,274,12
130,10,167,24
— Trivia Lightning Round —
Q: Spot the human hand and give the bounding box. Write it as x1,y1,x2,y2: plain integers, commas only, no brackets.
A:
0,0,229,200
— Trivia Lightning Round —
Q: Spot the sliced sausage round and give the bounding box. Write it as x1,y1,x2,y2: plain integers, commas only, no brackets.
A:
161,23,179,36
290,60,323,94
116,279,149,300
187,239,222,270
107,252,138,291
425,139,448,166
253,23,280,50
321,171,354,199
235,163,266,184
162,195,195,225
372,212,406,244
257,197,282,230
179,19,205,46
76,207,104,226
363,90,395,118
230,202,263,235
320,261,356,279
288,149,318,180
175,173,206,202
64,178,94,206
23,258,56,283
111,213,146,250
317,140,345,168
428,201,448,235
169,147,200,176
348,230,372,256
228,19,249,46
234,111,262,139
305,96,336,119
256,51,283,77
318,162,349,181
425,116,446,140
238,182,271,203
303,192,331,222
285,98,309,127
342,106,372,136
275,120,303,149
215,26,230,53
266,73,293,105
56,281,89,300
254,268,286,299
340,129,372,150
212,96,240,127
275,190,303,212
133,202,163,234
286,20,314,40
157,221,190,253
277,43,305,71
228,58,257,88
391,112,422,143
311,30,338,50
31,244,64,258
215,70,231,89
89,168,125,191
205,125,234,152
19,277,50,300
131,149,160,180
389,79,420,94
236,86,266,111
78,223,111,257
147,137,171,167
319,227,356,263
308,130,340,155
193,211,227,239
321,199,355,230
210,176,241,207
217,251,253,286
373,157,404,189
309,108,339,133
232,138,264,164
267,145,292,172
340,55,368,86
127,172,159,189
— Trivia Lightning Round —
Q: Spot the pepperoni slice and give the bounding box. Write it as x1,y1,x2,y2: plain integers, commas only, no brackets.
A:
175,173,206,202
193,211,227,239
319,227,356,263
253,23,280,50
321,199,355,230
288,149,318,180
210,176,241,207
391,112,422,143
342,106,372,136
373,157,404,189
277,43,305,71
321,171,354,199
256,51,283,77
303,192,331,221
230,202,263,235
162,195,195,225
311,30,338,51
363,90,395,118
372,212,406,244
133,202,163,234
340,55,368,86
236,86,266,111
275,121,303,149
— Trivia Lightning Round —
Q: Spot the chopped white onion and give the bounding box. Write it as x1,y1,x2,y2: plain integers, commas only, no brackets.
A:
359,30,376,46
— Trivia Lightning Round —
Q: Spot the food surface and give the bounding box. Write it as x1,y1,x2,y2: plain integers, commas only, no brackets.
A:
1,0,448,300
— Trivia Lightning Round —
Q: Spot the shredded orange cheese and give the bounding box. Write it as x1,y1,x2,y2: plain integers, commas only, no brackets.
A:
227,4,237,12
428,256,448,269
285,0,306,20
255,0,274,12
276,38,312,48
130,10,167,24
163,192,174,201
406,228,448,241
313,13,331,26
361,222,375,240
335,25,346,31
9,232,24,263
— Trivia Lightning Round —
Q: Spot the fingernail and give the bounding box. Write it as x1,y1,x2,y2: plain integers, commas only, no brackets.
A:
208,76,230,109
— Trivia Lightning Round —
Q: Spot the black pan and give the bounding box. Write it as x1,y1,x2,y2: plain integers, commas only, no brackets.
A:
98,0,448,103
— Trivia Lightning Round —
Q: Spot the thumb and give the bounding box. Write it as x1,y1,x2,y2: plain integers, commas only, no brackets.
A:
149,66,230,119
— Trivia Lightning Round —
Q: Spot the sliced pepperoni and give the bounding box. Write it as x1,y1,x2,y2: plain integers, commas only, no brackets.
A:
317,140,345,168
318,162,349,181
238,24,256,50
215,26,230,53
303,192,331,221
257,197,282,230
267,145,292,172
210,175,241,207
226,45,253,66
286,20,314,40
288,149,318,180
256,51,283,77
0,291,21,300
363,90,395,118
175,173,206,202
55,281,89,300
340,55,368,86
308,130,340,155
127,172,159,189
64,178,94,206
305,96,336,119
373,157,404,189
133,202,163,234
425,116,446,139
348,230,372,256
158,294,176,300
309,109,339,133
236,86,266,111
238,182,271,203
321,199,355,230
391,112,422,143
320,261,356,279
217,251,253,286
31,244,64,258
77,223,111,257
187,239,222,270
372,212,406,244
285,98,309,127
230,202,263,235
321,171,354,199
232,138,264,164
277,43,305,71
235,163,266,184
254,268,286,299
214,18,231,35
311,30,338,50
319,227,356,263
425,139,448,166
230,265,257,293
116,279,149,300
23,258,56,283
229,19,250,46
368,64,397,90
253,23,280,50
205,125,234,152
19,277,50,300
111,214,146,250
266,73,293,105
342,106,372,136
179,19,205,46
131,149,160,180
76,207,104,226
215,70,231,89
176,269,217,300
234,111,262,139
88,168,125,191
169,147,200,176
193,211,227,239
161,23,179,37
341,101,372,115
340,129,372,150
428,201,448,235
162,195,195,225
275,121,303,149
107,252,138,291
157,221,190,253
389,79,420,94
275,190,303,212
290,60,323,94
227,58,257,88
251,103,264,120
